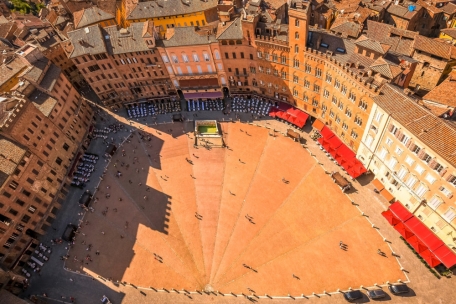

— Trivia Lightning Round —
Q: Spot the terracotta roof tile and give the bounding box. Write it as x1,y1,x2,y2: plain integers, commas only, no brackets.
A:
73,6,114,29
375,84,456,167
423,71,456,107
0,136,25,164
413,35,455,60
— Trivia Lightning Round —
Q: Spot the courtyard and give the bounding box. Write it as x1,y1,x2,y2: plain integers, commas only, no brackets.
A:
65,120,404,296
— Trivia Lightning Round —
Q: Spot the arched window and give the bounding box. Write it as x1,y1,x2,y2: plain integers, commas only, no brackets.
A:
214,50,220,60
295,19,300,27
294,44,299,53
295,32,299,39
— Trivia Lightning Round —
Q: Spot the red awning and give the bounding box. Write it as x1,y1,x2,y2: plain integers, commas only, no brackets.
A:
432,245,456,268
420,249,441,268
381,210,401,226
404,217,445,251
335,145,356,161
406,235,428,253
389,201,414,222
394,222,414,239
320,126,335,140
346,161,367,179
268,108,280,117
327,135,343,151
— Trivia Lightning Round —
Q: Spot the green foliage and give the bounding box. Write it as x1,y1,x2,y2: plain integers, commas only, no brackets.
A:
10,0,45,15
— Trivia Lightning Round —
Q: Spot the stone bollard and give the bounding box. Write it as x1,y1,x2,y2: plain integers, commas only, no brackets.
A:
288,294,295,299
163,288,170,293
150,287,157,292
265,294,272,299
230,292,237,297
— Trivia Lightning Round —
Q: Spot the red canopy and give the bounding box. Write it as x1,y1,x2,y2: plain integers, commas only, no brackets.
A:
320,126,335,140
432,245,456,268
406,235,428,253
336,145,356,161
394,222,414,239
389,202,413,222
381,210,401,226
420,249,441,268
327,135,343,151
404,217,444,251
347,161,368,179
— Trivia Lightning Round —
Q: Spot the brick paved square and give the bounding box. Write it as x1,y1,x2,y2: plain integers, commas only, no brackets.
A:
66,121,404,295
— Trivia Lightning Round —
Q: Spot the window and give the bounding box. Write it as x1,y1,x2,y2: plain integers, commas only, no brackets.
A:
304,80,310,88
345,108,352,117
388,157,398,169
9,181,19,190
305,64,311,73
422,153,432,163
415,184,428,198
55,157,63,165
257,51,262,58
313,84,320,93
395,147,403,156
374,112,383,122
354,116,362,126
232,52,236,59
21,215,31,223
281,56,286,64
425,174,436,184
323,89,329,98
334,79,340,89
293,75,299,83
294,44,299,53
193,53,200,62
359,100,368,111
364,135,373,147
315,68,322,78
341,85,347,95
401,134,410,145
440,186,453,198
447,174,456,187
293,58,299,68
8,208,18,216
405,175,418,188
203,53,210,61
405,156,414,166
414,164,425,175
326,73,332,83
338,102,344,110
428,195,443,210
182,54,189,62
348,92,356,102
312,99,318,107
411,144,421,154
378,148,388,160
443,208,456,223
332,96,337,104
397,167,408,180
295,19,300,27
214,50,220,60
28,205,36,214
350,130,358,139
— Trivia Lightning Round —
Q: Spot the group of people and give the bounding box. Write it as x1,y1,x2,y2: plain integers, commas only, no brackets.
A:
71,153,99,188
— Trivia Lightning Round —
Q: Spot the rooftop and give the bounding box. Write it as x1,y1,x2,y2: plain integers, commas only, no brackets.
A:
422,70,456,108
374,84,456,167
216,18,243,40
0,57,27,88
161,26,217,47
125,0,218,21
67,24,107,58
104,22,152,55
29,89,58,117
413,35,456,60
73,6,115,29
